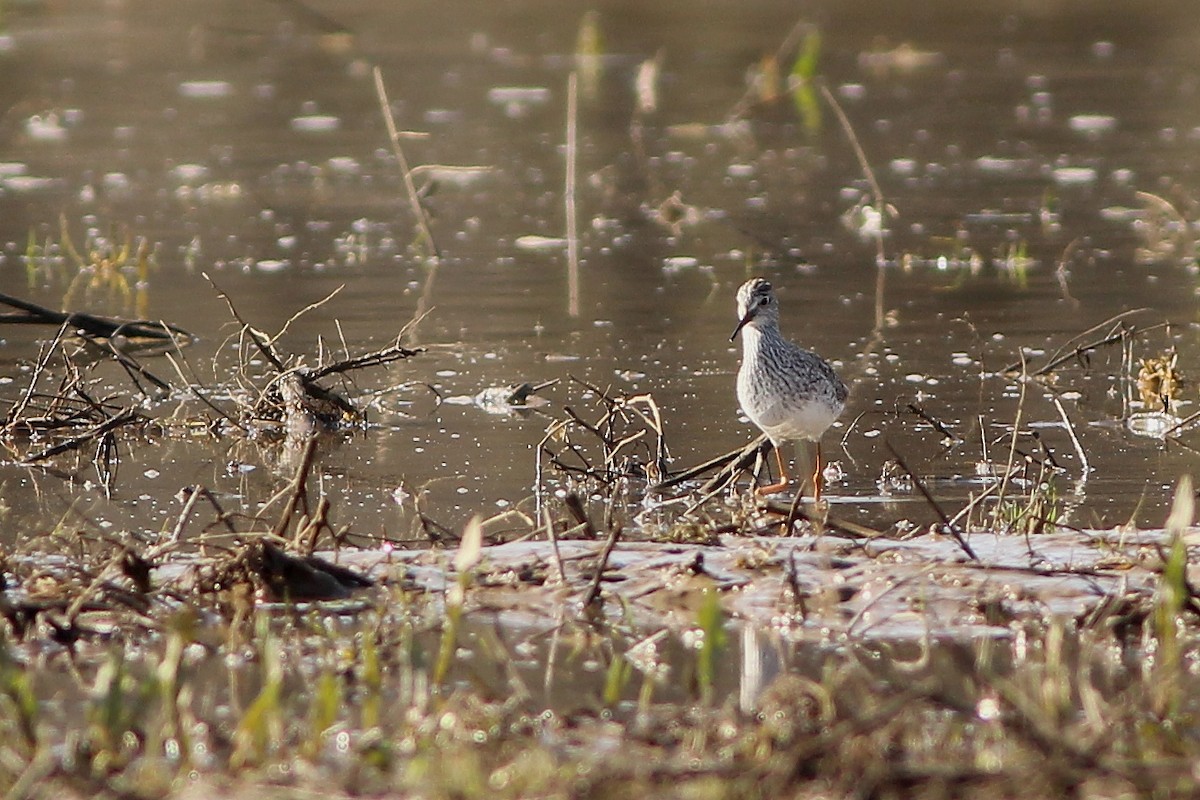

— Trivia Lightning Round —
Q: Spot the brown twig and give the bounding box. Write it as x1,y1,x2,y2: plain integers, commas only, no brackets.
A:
20,407,143,464
583,523,622,609
905,402,960,443
4,323,69,432
1002,308,1148,375
204,273,286,372
308,337,424,380
270,435,320,538
884,441,978,561
563,492,598,540
0,291,191,342
542,507,568,586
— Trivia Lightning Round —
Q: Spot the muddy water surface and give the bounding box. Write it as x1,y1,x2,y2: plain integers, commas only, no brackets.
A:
1,0,1199,544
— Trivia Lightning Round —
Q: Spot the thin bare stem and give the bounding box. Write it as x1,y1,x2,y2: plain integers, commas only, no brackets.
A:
1052,394,1090,476
584,523,622,609
265,284,345,347
996,351,1029,514
373,66,440,261
566,71,580,318
1005,308,1147,375
819,81,888,330
542,507,568,586
885,441,978,561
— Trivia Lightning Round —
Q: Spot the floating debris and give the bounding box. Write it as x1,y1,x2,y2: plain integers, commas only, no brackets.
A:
1068,114,1117,135
974,156,1027,174
169,163,210,184
290,115,341,132
446,380,557,415
24,114,67,142
1052,166,1098,186
635,56,660,114
254,259,290,273
2,175,59,192
1099,206,1144,222
514,234,567,250
647,191,702,235
662,256,700,272
842,202,885,239
487,86,551,104
410,164,494,186
487,86,551,117
1127,411,1181,438
1137,352,1183,411
178,80,233,98
858,43,944,76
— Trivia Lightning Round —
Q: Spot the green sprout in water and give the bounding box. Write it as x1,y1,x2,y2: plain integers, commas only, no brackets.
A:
22,216,156,316
231,615,284,769
695,587,727,704
0,631,39,752
790,28,822,136
995,474,1062,535
434,515,483,687
998,239,1033,288
603,651,632,707
1153,475,1194,719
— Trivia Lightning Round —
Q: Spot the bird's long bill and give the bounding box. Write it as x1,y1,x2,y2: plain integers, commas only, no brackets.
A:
730,308,755,342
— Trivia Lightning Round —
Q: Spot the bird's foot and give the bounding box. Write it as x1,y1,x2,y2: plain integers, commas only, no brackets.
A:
753,480,790,497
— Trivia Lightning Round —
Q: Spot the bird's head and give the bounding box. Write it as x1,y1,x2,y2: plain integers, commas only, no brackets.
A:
730,277,777,341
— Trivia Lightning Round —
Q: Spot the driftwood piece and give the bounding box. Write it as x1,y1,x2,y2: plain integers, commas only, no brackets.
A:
0,291,193,342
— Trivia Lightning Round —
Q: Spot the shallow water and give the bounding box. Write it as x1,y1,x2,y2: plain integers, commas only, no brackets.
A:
1,0,1199,543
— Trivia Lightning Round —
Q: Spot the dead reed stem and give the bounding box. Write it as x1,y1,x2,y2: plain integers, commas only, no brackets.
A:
373,66,441,261
269,435,320,538
996,352,1029,514
1004,308,1147,375
584,523,622,609
1052,394,1090,476
566,71,581,318
885,441,978,561
819,81,888,331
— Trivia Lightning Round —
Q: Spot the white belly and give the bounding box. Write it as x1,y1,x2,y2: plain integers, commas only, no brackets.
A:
743,397,840,444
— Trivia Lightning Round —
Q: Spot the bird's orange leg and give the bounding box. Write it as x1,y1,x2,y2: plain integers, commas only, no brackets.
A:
812,441,824,502
754,442,790,496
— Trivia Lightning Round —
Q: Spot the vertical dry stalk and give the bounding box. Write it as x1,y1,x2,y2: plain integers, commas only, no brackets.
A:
819,81,888,331
996,351,1029,516
584,523,622,609
1052,394,1090,477
542,507,568,585
373,66,440,261
566,71,581,318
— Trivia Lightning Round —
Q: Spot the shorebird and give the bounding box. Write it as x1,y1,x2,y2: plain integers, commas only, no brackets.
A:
731,277,848,499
